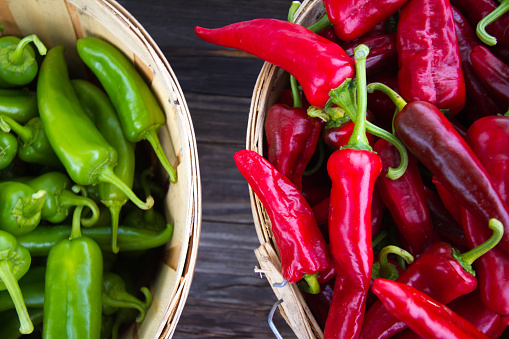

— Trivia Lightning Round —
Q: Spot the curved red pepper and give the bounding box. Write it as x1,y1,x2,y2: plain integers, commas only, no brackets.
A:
397,0,466,115
470,45,509,106
452,6,505,122
360,236,499,339
195,19,355,108
372,279,490,339
392,100,509,255
373,138,433,256
234,149,333,286
323,0,408,41
342,34,398,75
464,115,509,315
264,104,322,191
324,44,382,339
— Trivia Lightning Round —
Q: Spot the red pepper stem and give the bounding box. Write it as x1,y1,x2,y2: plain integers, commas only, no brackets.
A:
458,218,504,270
307,13,332,33
366,82,408,112
378,245,414,279
0,259,33,334
302,273,320,294
476,0,509,46
288,1,303,108
10,34,47,65
346,44,371,151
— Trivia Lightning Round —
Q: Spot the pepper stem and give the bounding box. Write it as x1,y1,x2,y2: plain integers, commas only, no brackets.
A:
476,0,509,46
98,166,154,210
287,1,303,108
307,13,332,33
11,190,46,229
144,129,177,183
104,202,123,253
0,115,33,144
0,253,33,334
58,190,100,227
10,34,47,65
300,273,320,294
346,45,371,151
376,245,414,280
456,218,504,275
366,82,408,112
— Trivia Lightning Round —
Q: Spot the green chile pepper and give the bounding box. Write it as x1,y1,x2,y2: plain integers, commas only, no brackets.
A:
21,171,100,226
72,78,136,253
0,230,33,334
0,308,43,339
77,37,177,183
18,222,173,256
102,272,152,322
0,115,60,166
0,131,17,170
0,35,47,88
0,181,46,236
37,45,153,211
0,266,45,312
43,205,103,339
0,89,38,123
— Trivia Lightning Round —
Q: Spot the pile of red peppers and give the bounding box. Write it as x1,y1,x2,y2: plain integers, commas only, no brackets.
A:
196,0,509,337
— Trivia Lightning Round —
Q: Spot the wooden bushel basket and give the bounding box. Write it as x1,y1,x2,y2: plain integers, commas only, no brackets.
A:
247,0,327,338
0,0,201,338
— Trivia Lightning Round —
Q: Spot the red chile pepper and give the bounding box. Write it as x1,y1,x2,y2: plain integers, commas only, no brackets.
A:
452,6,505,122
342,34,398,75
323,0,408,41
195,19,355,108
369,82,509,255
432,175,463,225
470,45,509,106
397,0,466,116
372,279,490,339
324,45,382,339
360,221,503,339
234,149,332,290
264,104,322,191
373,138,434,256
423,186,468,249
464,115,509,315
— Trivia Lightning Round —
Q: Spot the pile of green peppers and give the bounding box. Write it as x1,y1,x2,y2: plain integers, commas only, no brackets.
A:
0,30,176,338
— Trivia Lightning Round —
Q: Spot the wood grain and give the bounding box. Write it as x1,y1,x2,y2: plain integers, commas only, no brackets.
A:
115,0,300,337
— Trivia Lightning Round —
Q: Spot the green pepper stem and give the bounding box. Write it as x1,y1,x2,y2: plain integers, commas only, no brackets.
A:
144,129,177,183
366,82,408,112
287,1,303,108
105,203,123,254
139,168,157,223
307,13,332,33
58,190,100,227
0,115,33,144
378,245,414,279
0,258,33,334
102,291,147,323
458,218,504,269
346,44,371,151
10,35,47,65
98,166,154,210
372,230,389,249
303,140,325,176
301,273,320,294
476,0,509,46
12,190,46,229
69,205,84,240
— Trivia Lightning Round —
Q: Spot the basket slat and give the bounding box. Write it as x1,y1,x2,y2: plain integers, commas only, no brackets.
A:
0,1,201,338
247,1,328,338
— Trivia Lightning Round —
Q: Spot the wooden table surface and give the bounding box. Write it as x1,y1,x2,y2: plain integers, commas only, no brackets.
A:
115,0,299,337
